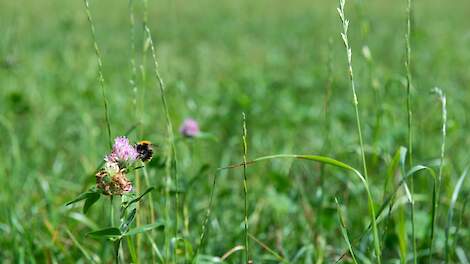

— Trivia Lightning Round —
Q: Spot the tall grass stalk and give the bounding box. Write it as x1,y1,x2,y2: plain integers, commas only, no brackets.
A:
433,87,447,201
133,1,156,261
431,87,447,260
70,38,116,264
139,0,149,139
145,25,179,262
127,1,141,261
241,112,250,263
128,0,138,121
403,0,417,262
337,1,381,262
405,0,413,167
337,0,369,183
83,0,112,149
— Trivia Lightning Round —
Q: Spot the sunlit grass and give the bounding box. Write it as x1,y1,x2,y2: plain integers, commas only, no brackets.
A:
0,0,469,263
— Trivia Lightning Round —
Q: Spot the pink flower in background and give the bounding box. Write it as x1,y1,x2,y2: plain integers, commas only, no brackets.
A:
105,136,139,163
180,118,200,138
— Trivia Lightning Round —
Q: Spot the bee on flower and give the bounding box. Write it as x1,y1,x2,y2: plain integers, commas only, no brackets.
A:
135,140,154,162
96,136,153,196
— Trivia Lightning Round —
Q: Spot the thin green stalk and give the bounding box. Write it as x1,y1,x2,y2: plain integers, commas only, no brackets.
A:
337,0,369,182
242,113,250,263
183,197,190,262
139,0,148,138
404,0,417,262
65,228,98,264
405,0,413,168
128,0,138,121
142,166,156,224
145,25,179,262
192,171,218,263
248,233,285,263
143,166,156,262
111,197,118,264
337,1,380,262
126,237,138,264
432,87,447,261
136,2,156,262
110,196,115,226
127,1,143,261
83,0,112,149
114,239,121,264
335,198,359,264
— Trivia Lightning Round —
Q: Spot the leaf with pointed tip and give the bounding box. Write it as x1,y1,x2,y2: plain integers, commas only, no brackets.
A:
83,192,100,214
87,227,121,239
66,188,100,206
124,222,165,236
122,187,155,211
120,208,137,233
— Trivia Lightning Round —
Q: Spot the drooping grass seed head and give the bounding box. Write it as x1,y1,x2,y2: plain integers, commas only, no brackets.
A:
179,118,200,138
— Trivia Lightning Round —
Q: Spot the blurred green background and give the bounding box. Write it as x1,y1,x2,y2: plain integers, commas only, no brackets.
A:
1,0,470,262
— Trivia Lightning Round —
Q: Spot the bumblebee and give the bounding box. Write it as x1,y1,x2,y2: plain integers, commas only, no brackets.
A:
136,140,153,162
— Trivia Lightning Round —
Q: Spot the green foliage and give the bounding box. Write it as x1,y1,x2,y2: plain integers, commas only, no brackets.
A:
1,0,470,262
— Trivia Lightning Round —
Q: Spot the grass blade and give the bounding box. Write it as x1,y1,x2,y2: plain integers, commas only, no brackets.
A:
248,233,285,263
445,167,468,263
125,222,165,236
193,171,219,263
65,228,98,264
221,153,379,262
87,227,121,239
335,198,358,264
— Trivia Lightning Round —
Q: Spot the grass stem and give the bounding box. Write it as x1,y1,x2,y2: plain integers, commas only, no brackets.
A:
83,0,112,149
431,87,447,261
145,25,179,262
242,113,250,263
404,1,417,262
337,1,380,262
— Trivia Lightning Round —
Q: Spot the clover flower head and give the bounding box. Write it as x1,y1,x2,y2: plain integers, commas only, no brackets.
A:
104,161,120,176
105,136,139,164
180,118,200,138
96,169,133,196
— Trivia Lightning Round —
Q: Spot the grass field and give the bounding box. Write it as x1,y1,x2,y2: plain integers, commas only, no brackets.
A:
1,0,470,263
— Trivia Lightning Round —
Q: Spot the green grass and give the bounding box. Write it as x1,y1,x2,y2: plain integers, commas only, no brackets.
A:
1,0,470,263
